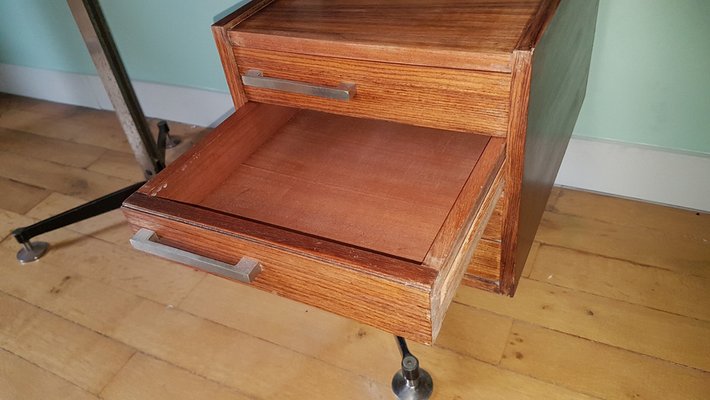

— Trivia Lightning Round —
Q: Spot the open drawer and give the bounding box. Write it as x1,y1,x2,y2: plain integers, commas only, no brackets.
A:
122,102,505,343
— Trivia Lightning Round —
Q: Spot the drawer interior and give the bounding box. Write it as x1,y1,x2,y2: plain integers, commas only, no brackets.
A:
142,103,493,263
126,101,505,342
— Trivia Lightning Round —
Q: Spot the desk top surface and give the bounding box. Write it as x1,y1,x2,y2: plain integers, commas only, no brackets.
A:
230,0,552,72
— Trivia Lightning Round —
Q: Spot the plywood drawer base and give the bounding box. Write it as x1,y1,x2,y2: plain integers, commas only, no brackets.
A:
123,102,505,343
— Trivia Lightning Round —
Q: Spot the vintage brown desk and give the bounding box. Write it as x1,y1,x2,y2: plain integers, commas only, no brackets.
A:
124,0,598,350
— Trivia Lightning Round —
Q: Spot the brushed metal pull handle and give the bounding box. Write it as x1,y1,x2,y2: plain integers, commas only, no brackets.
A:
241,69,356,101
130,228,261,283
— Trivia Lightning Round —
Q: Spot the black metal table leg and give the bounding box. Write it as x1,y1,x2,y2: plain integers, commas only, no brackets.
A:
12,181,145,263
392,336,433,400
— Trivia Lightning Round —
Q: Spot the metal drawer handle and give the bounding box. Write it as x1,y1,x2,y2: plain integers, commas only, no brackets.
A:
241,69,356,101
130,228,261,283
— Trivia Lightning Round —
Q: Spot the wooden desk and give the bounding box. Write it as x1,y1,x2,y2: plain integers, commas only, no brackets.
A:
123,0,598,344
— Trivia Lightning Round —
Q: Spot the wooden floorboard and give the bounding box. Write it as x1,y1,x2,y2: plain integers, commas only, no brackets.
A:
100,353,252,400
0,95,708,399
0,348,99,400
0,293,135,394
0,177,49,215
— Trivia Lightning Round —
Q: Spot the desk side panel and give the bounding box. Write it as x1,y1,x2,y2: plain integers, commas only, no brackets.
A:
501,0,599,294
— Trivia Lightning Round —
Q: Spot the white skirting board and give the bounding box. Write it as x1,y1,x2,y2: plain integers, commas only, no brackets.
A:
1,63,709,212
556,137,709,212
0,63,234,127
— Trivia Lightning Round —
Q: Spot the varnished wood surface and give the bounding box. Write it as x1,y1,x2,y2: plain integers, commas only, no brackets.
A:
424,138,504,269
123,196,436,342
204,109,490,262
464,239,503,286
138,102,297,203
463,183,505,288
140,104,491,262
230,0,544,72
211,0,276,109
431,164,505,338
2,95,708,400
501,0,599,294
214,0,594,296
124,104,502,342
234,47,511,136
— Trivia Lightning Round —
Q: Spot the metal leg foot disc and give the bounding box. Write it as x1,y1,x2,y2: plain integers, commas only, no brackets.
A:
165,136,182,149
17,242,49,263
391,368,433,400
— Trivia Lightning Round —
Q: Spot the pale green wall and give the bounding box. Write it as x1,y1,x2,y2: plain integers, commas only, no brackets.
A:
0,0,708,153
0,0,246,91
0,1,96,75
574,0,710,154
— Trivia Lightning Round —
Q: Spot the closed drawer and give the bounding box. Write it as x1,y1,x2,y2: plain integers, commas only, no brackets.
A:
232,47,511,136
122,102,505,343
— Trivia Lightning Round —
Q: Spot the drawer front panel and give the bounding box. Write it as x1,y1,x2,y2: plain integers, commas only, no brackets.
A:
123,204,435,343
233,47,511,136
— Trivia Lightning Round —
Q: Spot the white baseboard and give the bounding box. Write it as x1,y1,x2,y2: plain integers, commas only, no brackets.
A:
2,63,708,211
0,63,233,127
557,137,710,212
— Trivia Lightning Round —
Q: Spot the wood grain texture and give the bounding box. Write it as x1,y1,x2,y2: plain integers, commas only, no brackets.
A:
0,176,49,214
6,97,708,399
0,127,105,168
2,254,589,400
0,108,130,153
516,0,560,50
124,106,503,342
0,349,98,400
210,0,599,298
464,239,502,283
0,265,391,400
461,189,505,289
502,322,710,400
123,195,437,343
176,275,598,399
138,102,297,203
0,294,135,394
0,150,133,201
499,49,532,295
540,189,710,279
202,109,490,261
501,0,599,295
0,221,204,306
425,138,504,268
87,150,145,182
482,192,505,240
229,0,545,72
179,274,514,368
0,209,34,242
211,0,276,108
101,354,250,400
431,162,505,338
457,278,710,371
234,47,511,135
531,245,710,321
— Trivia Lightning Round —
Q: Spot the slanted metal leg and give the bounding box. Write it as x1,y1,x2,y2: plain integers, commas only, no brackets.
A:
391,336,433,400
67,0,165,179
8,2,183,264
11,181,145,263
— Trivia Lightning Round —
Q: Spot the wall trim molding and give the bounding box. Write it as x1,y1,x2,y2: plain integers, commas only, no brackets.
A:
1,63,708,212
0,63,233,127
558,136,709,212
